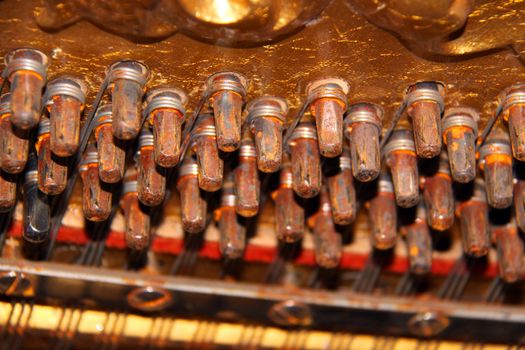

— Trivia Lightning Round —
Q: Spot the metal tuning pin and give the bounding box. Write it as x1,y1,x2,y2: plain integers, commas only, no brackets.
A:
214,174,246,259
405,81,445,158
36,118,68,195
205,72,248,152
307,187,342,269
78,144,112,222
271,156,304,242
0,170,16,213
106,60,150,140
306,78,349,158
324,147,356,225
502,84,525,161
344,102,383,182
442,107,479,183
365,168,397,250
191,111,223,192
145,87,188,168
455,178,490,257
234,132,260,217
288,122,322,198
121,169,150,251
23,154,50,243
514,177,525,233
247,96,288,173
492,220,524,283
479,126,513,209
384,129,419,208
176,156,207,233
421,151,454,231
94,103,126,183
401,202,432,275
44,76,88,157
4,48,48,130
0,93,29,174
136,126,166,207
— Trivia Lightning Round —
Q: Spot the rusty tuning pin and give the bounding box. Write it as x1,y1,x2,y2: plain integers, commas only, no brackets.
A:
479,126,513,209
365,168,397,250
307,187,342,269
36,118,68,195
502,84,525,161
145,87,188,168
94,103,126,183
177,156,207,233
288,122,321,198
384,129,419,208
306,78,349,157
0,93,29,174
514,177,525,233
234,132,260,217
247,96,288,173
121,169,150,250
442,107,479,183
405,81,445,158
455,178,490,257
106,60,150,140
421,151,454,231
0,169,16,213
78,144,112,222
4,48,48,130
205,72,248,152
214,174,246,259
23,154,50,243
344,102,382,182
44,76,88,157
324,147,356,225
271,156,304,242
136,126,166,207
401,202,432,275
192,111,223,192
492,220,524,283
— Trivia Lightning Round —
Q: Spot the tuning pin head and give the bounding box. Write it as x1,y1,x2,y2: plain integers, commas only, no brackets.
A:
22,154,50,243
502,84,525,161
442,107,479,183
177,157,207,233
365,169,397,250
121,169,150,250
384,129,419,208
288,122,322,198
247,96,288,173
78,145,112,222
325,148,356,225
5,48,48,130
106,60,150,140
0,93,29,174
136,126,166,207
514,179,525,233
36,118,68,195
493,222,524,283
479,131,513,209
456,178,490,257
234,136,260,217
215,178,246,259
401,202,432,275
205,72,247,152
192,113,224,192
272,159,304,242
406,81,445,158
94,104,126,183
45,76,87,157
344,102,382,182
145,87,188,168
307,78,349,158
422,151,455,231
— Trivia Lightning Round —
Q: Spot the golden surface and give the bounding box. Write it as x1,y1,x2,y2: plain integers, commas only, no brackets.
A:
1,0,524,126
